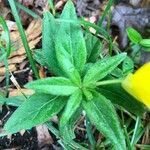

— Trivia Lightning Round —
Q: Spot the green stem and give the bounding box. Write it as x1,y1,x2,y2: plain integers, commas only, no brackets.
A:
96,79,122,86
8,0,39,79
131,117,141,146
121,108,125,126
85,116,96,150
123,125,133,150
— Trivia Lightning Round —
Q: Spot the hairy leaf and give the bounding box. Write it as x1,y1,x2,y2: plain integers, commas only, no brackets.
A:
25,77,79,96
4,94,66,133
83,53,127,86
122,56,134,75
33,49,46,66
85,33,102,63
59,0,87,73
55,38,81,85
59,91,82,146
98,84,145,116
6,96,26,107
60,108,81,141
42,12,64,76
0,95,28,107
82,92,126,150
60,90,82,129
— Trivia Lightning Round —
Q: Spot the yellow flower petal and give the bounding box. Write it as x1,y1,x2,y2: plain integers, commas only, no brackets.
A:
122,62,150,108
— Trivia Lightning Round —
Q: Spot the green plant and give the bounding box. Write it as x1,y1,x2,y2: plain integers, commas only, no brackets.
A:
2,1,147,149
126,27,150,51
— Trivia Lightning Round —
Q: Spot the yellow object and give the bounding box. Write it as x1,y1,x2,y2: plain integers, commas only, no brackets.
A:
122,62,150,108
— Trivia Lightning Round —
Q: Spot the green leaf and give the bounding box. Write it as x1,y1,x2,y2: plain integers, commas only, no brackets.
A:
83,53,127,86
82,88,93,100
60,108,81,141
111,67,124,78
59,0,87,73
33,49,47,66
61,139,88,150
122,56,134,75
25,77,79,96
55,38,81,85
5,96,26,107
46,120,87,150
0,95,27,107
60,120,75,141
59,91,82,147
82,92,126,150
126,27,142,44
82,63,93,77
98,84,145,116
85,33,102,63
0,53,7,63
60,90,82,129
4,94,66,133
42,12,64,76
140,39,150,48
54,0,86,84
0,95,5,105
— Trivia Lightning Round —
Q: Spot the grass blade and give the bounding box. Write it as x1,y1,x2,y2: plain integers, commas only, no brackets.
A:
8,0,39,79
16,2,40,19
98,0,114,26
0,16,11,57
